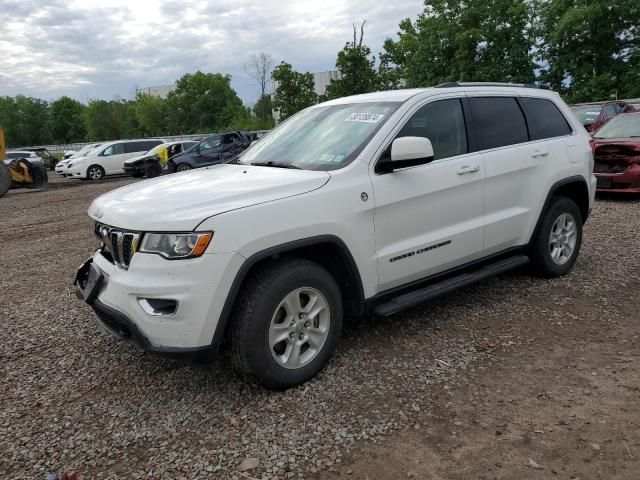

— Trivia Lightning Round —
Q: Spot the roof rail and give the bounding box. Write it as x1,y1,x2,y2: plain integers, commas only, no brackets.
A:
434,82,544,89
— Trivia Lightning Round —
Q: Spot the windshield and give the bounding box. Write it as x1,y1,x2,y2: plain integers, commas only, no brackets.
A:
238,102,400,171
593,114,640,139
70,144,101,159
572,106,601,125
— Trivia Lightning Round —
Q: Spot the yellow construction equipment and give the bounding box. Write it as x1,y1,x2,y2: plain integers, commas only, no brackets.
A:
0,127,48,196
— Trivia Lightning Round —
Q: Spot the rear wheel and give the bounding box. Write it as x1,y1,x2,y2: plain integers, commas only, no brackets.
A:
87,165,105,181
176,163,192,172
0,164,10,196
229,258,343,390
530,196,583,277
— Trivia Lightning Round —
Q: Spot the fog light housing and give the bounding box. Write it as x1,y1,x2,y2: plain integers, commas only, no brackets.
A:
137,298,178,316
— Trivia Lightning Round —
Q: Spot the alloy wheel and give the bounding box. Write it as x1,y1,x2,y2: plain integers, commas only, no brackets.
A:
268,287,331,370
548,212,577,266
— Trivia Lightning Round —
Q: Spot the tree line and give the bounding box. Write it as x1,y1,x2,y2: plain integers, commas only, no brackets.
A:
2,0,639,147
0,72,274,148
273,0,640,120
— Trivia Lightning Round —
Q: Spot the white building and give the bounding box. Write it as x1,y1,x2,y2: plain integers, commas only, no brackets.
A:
136,84,176,99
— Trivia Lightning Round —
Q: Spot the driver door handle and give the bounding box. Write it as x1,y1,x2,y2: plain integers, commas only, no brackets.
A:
457,164,480,175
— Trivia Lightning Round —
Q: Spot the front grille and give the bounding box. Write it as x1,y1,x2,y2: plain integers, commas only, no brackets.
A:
95,222,141,269
594,160,628,174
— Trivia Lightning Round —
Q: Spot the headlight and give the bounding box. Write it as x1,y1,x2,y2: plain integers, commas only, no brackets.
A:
139,232,213,259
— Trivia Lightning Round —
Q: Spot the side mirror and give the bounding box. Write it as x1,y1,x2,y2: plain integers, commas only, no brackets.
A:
376,137,435,174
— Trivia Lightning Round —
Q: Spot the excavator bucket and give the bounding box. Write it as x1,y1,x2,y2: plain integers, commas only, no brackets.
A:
0,127,48,196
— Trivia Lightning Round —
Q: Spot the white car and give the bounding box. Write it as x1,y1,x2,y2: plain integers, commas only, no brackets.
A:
4,151,42,162
76,83,596,389
65,139,162,180
55,143,103,175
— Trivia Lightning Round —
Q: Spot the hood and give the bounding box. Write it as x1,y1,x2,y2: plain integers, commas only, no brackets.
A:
124,152,152,165
594,138,640,162
89,164,331,231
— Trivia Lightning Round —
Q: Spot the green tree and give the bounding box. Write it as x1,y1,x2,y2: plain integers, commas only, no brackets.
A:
165,71,245,134
538,0,640,102
271,62,318,121
325,21,380,100
381,0,536,88
0,95,51,147
253,94,274,126
48,96,86,143
134,93,167,136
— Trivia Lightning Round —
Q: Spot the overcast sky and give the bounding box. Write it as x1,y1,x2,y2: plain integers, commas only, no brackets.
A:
0,0,423,106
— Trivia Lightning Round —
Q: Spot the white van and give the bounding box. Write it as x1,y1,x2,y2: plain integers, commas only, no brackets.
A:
65,139,162,180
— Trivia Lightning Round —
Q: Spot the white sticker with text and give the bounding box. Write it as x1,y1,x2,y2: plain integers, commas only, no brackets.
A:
345,113,385,123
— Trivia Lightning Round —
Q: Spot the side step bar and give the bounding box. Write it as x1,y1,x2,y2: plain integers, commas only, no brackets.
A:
372,255,530,318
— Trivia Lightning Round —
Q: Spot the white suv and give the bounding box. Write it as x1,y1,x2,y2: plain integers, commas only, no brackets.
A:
76,83,596,389
65,139,162,180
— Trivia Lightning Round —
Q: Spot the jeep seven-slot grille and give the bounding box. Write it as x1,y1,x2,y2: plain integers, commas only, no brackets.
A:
95,222,141,269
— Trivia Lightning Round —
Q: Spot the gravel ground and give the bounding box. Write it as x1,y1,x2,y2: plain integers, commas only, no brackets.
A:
1,178,638,479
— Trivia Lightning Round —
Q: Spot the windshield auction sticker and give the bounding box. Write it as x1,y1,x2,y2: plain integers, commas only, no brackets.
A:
345,113,385,123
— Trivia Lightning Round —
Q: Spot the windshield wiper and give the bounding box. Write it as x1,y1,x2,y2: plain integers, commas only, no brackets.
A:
250,161,301,170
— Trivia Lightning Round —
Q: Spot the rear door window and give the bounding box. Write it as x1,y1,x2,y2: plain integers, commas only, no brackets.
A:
519,97,572,140
604,104,616,118
396,98,468,160
470,97,528,150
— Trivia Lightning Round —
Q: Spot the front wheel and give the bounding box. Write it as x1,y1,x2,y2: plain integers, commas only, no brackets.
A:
176,163,192,172
229,258,343,390
86,165,105,181
530,196,583,277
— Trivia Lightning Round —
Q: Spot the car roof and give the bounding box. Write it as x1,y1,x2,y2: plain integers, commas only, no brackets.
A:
319,84,560,107
7,150,35,154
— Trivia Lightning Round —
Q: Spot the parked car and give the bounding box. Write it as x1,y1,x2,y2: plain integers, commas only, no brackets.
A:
21,147,59,170
572,101,633,133
65,139,162,180
166,131,254,172
76,83,595,389
63,150,78,159
123,141,198,178
592,112,640,193
55,143,103,175
5,150,43,162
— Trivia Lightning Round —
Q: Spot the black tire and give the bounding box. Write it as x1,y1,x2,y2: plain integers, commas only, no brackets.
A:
29,162,47,188
0,164,10,196
530,196,583,278
131,171,144,178
229,258,343,390
86,165,105,181
176,163,192,172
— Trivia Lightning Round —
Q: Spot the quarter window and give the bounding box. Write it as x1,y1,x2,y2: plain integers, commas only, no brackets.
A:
396,98,468,160
604,104,616,118
470,97,528,150
519,97,572,140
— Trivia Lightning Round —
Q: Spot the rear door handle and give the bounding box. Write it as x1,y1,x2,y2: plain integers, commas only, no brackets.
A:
532,149,549,158
457,164,480,175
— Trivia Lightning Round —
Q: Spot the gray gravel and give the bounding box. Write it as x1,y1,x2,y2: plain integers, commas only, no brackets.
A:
1,179,638,479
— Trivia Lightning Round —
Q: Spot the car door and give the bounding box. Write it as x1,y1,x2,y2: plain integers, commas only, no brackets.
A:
370,96,486,291
196,136,222,167
471,95,566,253
99,143,125,174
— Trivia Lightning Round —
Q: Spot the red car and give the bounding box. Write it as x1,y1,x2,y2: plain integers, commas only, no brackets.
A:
592,112,640,193
572,101,634,133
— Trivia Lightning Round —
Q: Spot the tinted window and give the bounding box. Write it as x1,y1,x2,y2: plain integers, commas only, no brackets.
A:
144,140,162,151
102,143,124,156
200,136,221,152
470,97,528,150
396,98,467,160
604,104,616,117
519,97,572,140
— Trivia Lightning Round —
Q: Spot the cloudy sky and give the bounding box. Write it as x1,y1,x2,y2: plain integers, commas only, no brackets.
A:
0,0,423,106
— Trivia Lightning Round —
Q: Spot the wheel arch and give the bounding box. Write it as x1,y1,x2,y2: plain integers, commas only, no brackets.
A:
529,175,590,246
210,235,365,352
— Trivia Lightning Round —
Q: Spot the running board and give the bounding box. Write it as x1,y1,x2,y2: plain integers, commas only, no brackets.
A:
372,255,530,318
